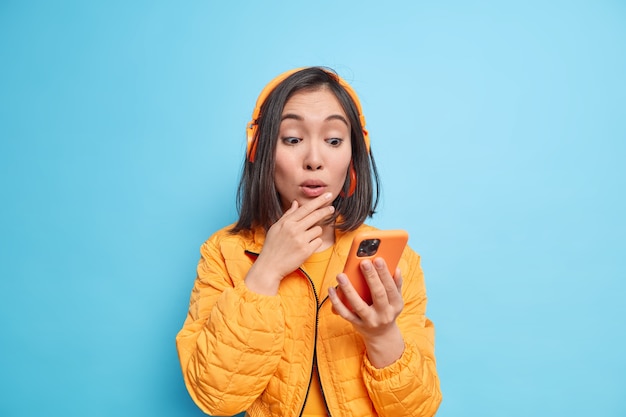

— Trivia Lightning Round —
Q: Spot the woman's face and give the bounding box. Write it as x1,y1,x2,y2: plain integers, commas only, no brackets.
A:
274,87,352,209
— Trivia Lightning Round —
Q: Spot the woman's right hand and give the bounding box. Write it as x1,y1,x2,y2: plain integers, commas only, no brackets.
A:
244,192,336,295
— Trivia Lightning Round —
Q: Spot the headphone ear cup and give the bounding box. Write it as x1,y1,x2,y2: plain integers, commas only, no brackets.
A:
246,122,258,162
340,162,357,198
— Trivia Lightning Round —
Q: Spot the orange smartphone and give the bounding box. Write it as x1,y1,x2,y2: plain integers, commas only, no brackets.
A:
337,229,409,308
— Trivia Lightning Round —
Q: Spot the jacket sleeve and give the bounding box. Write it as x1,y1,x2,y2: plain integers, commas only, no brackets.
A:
362,249,442,417
175,236,285,416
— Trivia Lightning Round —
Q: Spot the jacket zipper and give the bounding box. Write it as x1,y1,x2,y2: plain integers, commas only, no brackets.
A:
297,268,333,417
245,251,333,417
316,296,334,417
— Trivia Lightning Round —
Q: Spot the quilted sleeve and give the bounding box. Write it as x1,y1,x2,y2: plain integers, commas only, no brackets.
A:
362,249,442,417
175,237,285,416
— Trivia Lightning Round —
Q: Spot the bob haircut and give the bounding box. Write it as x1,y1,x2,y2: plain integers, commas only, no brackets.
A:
232,67,380,233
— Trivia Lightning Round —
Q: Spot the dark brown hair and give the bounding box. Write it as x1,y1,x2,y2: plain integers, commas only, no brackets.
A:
232,67,380,232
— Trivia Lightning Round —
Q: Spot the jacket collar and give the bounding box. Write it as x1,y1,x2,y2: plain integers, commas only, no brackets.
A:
244,223,372,301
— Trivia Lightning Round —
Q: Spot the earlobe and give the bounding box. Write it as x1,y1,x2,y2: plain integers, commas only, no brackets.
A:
340,162,357,198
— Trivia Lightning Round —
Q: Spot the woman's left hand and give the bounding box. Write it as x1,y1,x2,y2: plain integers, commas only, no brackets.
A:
328,258,406,368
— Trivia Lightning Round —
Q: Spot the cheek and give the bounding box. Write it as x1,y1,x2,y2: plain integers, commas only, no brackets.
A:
273,153,297,190
328,156,352,193
274,153,291,176
335,152,352,175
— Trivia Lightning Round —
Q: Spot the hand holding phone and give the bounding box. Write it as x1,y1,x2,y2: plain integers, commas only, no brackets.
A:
337,229,409,308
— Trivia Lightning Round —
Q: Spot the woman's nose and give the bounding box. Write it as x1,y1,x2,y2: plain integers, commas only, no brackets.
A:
304,142,323,170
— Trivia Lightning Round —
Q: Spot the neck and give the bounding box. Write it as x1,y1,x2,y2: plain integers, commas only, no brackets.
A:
316,224,336,252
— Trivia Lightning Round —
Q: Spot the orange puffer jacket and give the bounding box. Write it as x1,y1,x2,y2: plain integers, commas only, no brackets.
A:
176,223,442,417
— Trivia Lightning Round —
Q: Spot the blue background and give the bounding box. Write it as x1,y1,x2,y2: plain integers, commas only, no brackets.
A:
1,1,625,416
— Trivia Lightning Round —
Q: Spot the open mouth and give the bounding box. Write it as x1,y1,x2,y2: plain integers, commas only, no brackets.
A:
301,183,327,197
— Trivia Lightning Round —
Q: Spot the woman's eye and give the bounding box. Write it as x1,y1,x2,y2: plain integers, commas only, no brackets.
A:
326,138,343,146
282,137,301,145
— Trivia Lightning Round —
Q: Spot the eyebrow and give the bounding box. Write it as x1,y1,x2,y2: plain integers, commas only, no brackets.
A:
281,113,349,127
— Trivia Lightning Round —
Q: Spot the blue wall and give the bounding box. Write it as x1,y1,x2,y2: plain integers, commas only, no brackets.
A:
1,1,625,416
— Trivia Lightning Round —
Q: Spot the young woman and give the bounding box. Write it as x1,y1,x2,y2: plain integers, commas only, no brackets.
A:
176,67,441,417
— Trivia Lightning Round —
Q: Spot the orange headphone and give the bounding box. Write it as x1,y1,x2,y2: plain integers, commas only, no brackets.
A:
246,67,370,163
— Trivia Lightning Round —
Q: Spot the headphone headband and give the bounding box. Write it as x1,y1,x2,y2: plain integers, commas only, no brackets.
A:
246,67,370,162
